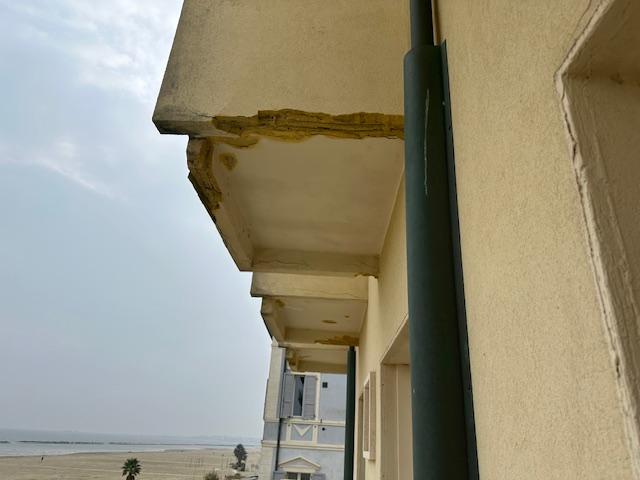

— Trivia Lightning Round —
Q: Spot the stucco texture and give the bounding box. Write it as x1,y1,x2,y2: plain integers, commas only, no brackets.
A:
437,1,632,478
357,181,408,480
154,0,409,134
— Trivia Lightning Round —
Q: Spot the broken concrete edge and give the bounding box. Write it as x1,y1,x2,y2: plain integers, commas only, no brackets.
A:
186,137,254,271
154,108,404,140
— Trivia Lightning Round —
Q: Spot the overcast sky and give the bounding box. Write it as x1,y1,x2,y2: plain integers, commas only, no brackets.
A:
0,0,271,438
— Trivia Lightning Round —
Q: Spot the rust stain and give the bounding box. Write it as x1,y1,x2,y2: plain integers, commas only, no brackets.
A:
211,109,404,141
315,335,359,347
218,152,238,171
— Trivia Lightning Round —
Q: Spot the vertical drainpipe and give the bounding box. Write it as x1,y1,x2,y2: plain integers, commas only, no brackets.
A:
343,346,356,480
274,346,286,476
274,417,282,472
404,1,471,478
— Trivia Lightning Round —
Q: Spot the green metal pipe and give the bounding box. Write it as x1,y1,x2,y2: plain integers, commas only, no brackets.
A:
410,0,434,47
442,44,480,479
404,29,469,480
343,346,356,480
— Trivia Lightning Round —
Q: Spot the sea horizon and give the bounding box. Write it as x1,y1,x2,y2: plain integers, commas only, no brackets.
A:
0,428,260,457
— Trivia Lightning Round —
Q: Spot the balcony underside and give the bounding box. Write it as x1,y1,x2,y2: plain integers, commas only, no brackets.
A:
187,133,404,277
153,0,410,371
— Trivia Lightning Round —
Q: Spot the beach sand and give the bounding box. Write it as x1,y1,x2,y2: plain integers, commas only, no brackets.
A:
0,448,259,480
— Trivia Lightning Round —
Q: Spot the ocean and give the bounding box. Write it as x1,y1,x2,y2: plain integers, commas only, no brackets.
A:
0,428,259,457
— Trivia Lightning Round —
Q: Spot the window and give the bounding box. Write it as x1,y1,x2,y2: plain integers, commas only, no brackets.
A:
293,375,305,417
285,474,311,480
280,373,318,419
362,371,376,460
322,381,328,388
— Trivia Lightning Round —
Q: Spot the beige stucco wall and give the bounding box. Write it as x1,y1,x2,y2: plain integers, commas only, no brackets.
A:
437,1,632,478
356,180,408,480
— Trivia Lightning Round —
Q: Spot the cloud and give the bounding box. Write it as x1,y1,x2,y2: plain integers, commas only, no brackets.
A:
0,0,186,198
1,0,180,104
37,140,119,198
2,138,119,199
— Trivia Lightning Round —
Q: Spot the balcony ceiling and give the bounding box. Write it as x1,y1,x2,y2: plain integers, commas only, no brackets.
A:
254,273,367,343
188,134,404,276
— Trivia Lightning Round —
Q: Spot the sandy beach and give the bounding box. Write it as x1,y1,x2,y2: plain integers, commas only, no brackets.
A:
0,448,259,480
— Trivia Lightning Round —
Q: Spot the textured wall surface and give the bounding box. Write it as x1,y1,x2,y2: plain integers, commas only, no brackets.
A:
318,374,348,422
437,0,633,478
357,182,408,480
318,425,345,446
154,0,409,133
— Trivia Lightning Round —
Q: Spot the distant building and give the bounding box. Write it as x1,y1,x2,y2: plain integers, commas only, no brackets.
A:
259,342,345,480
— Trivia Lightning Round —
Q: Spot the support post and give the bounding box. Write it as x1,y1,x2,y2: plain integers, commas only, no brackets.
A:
404,3,471,478
343,346,356,480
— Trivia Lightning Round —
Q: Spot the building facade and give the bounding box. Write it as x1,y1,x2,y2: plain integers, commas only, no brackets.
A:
259,343,345,480
154,1,640,479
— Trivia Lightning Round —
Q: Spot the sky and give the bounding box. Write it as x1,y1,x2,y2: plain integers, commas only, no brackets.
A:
0,0,271,438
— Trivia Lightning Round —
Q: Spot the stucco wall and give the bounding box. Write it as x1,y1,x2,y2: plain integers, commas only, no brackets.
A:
357,180,408,480
437,1,632,478
318,425,345,446
318,373,347,422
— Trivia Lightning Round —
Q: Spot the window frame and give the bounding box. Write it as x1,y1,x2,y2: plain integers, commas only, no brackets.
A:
292,374,306,417
282,372,320,420
362,371,376,460
285,473,311,480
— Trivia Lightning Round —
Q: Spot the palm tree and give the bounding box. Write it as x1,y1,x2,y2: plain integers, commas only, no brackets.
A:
121,458,142,479
233,444,247,471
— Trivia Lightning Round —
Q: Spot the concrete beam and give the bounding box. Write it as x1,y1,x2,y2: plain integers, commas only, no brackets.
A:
295,361,347,375
251,272,368,301
153,0,408,132
284,327,359,347
252,248,378,277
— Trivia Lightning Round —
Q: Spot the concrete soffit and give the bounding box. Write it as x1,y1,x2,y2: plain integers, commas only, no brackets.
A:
183,111,399,370
183,117,403,278
182,110,401,375
255,273,366,371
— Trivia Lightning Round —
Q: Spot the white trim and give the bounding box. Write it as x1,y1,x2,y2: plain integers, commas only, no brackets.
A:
287,418,345,427
261,440,344,452
279,455,321,474
362,371,376,460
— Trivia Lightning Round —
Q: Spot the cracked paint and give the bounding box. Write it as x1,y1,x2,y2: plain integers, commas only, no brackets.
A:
315,335,359,347
211,109,404,141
